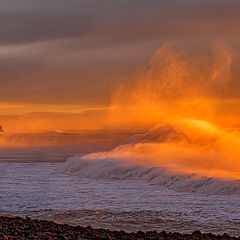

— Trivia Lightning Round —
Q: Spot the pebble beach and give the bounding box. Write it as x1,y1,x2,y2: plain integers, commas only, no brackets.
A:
0,216,239,240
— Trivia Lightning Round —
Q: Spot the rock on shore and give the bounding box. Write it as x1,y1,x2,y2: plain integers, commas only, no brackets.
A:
0,215,239,240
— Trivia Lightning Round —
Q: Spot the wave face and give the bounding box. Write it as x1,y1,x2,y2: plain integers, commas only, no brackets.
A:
62,119,240,195
62,157,240,195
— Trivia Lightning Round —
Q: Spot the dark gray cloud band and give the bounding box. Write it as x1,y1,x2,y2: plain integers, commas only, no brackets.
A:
0,0,240,105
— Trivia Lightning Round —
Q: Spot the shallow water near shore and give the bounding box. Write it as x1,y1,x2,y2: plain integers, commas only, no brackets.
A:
0,150,240,236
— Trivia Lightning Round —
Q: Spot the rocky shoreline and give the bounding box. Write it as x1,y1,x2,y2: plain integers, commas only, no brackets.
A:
0,215,239,240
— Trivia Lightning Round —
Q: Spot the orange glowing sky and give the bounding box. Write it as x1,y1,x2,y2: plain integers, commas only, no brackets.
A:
1,0,240,133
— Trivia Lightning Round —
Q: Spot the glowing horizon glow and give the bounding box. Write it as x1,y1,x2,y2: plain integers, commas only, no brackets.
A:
0,103,112,134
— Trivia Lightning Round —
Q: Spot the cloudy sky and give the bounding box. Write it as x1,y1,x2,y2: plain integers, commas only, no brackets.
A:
1,0,240,131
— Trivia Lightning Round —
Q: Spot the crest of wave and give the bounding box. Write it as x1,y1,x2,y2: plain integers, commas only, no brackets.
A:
62,119,240,195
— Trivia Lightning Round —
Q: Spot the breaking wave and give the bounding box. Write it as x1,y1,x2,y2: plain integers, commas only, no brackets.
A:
62,119,240,195
62,157,240,195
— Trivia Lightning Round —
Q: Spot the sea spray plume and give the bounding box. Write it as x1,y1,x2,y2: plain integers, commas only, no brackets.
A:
108,41,232,127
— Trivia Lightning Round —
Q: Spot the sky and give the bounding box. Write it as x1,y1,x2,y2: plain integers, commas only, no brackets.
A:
1,0,240,132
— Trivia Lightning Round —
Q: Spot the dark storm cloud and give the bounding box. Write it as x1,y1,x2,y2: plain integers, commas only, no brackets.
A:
1,0,240,45
0,0,240,105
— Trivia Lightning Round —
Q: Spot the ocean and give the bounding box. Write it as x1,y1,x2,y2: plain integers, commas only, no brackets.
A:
1,125,240,236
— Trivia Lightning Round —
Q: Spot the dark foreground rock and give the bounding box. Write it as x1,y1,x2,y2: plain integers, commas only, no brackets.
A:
0,215,239,240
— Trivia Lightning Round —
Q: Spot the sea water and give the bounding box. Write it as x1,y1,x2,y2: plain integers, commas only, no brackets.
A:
0,148,240,236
